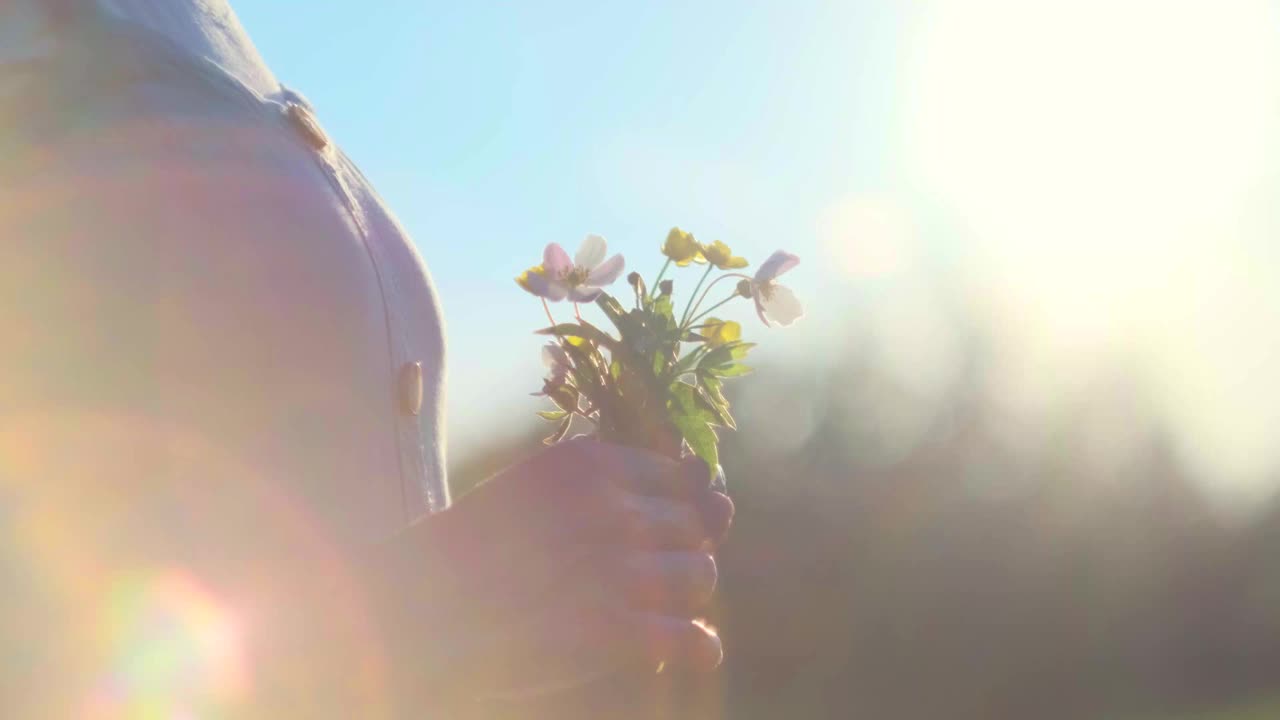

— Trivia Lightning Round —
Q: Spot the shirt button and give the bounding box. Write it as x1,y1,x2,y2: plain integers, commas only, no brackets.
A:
400,361,423,416
284,102,329,151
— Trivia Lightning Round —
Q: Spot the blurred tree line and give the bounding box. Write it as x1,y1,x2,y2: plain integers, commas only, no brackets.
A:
451,341,1280,720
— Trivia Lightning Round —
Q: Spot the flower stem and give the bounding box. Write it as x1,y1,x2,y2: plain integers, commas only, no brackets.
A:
683,272,751,329
688,293,740,325
541,298,557,329
648,258,672,300
680,265,715,328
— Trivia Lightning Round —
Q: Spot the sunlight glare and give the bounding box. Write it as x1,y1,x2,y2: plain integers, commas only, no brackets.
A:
818,193,916,278
905,0,1280,503
907,0,1279,338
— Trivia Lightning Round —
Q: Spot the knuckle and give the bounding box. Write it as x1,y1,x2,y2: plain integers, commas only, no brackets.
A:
693,552,718,595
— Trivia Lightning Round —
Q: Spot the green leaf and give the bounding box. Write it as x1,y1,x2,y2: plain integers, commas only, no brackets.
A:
669,346,708,381
537,409,569,422
669,411,719,481
595,294,670,417
696,385,736,430
706,362,753,378
650,298,682,357
699,345,733,370
697,341,755,373
624,308,655,339
595,294,629,330
548,384,579,413
544,414,573,445
669,381,718,425
652,295,676,325
535,322,617,349
700,374,729,408
559,340,604,389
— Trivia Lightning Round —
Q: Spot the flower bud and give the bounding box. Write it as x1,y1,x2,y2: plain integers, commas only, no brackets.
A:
659,279,674,296
736,279,753,298
627,271,642,287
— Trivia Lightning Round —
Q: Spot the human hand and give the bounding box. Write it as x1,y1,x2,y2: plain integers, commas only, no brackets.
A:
364,437,734,708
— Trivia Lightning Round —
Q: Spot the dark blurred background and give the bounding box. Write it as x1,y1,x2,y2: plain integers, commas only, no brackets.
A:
452,342,1280,719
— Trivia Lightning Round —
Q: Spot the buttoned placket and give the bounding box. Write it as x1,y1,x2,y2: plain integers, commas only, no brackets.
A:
281,97,441,516
17,0,447,522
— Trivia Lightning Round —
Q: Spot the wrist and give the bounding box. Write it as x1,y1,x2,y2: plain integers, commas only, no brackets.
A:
241,546,404,716
353,512,478,712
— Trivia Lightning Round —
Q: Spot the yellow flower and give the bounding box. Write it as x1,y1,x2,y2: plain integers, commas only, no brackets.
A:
661,227,706,266
516,264,556,298
702,317,742,347
700,240,748,270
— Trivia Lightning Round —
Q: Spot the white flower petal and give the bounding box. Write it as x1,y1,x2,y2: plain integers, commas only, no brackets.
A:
755,250,800,283
753,293,770,326
544,243,573,277
568,286,604,303
575,234,608,270
586,254,625,287
759,283,804,326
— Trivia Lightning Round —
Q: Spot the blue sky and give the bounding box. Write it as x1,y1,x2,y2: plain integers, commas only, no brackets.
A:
236,2,1280,503
235,1,904,449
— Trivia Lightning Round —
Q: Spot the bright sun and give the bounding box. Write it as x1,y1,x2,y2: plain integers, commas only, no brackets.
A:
907,0,1278,336
904,0,1280,502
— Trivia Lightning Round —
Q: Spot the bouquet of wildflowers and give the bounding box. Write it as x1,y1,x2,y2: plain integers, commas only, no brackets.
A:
516,228,802,478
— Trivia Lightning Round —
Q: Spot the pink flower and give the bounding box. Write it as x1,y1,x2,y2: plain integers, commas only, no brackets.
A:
752,250,804,327
516,234,625,303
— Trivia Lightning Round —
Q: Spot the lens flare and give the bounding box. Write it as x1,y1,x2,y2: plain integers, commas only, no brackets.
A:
83,570,246,719
0,411,397,717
